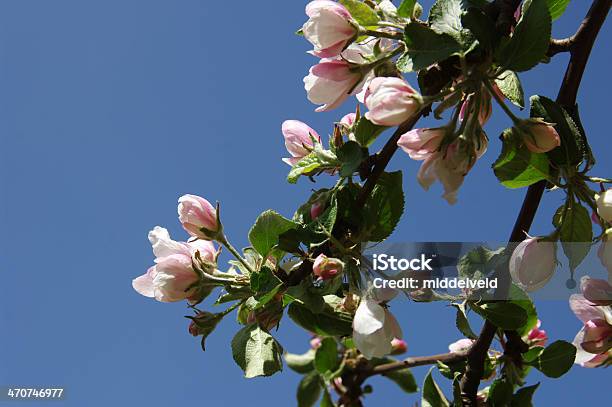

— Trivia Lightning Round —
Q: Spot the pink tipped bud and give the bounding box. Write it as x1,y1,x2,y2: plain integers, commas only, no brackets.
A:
364,77,421,126
509,237,557,292
526,320,548,346
310,202,325,220
310,336,322,349
178,194,219,240
521,120,561,153
390,338,408,355
313,254,344,280
595,189,612,223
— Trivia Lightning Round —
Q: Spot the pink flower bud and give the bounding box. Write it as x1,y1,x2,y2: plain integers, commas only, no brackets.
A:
522,121,561,153
178,194,219,240
390,338,408,355
526,320,548,346
595,189,612,223
304,58,363,112
364,77,421,126
303,0,357,58
340,112,356,128
570,294,612,367
281,120,321,166
448,338,474,353
313,254,344,280
310,336,322,349
509,237,557,292
310,201,325,220
397,128,445,160
581,276,612,306
459,92,492,126
188,311,221,337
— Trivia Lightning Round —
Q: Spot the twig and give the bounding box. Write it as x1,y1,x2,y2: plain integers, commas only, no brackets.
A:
460,1,611,404
368,350,469,376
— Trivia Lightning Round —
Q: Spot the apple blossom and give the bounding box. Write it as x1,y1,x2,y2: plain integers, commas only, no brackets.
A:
397,127,445,160
459,92,492,126
364,77,421,126
390,338,408,355
598,231,612,280
312,253,344,280
570,293,612,367
178,194,219,240
352,297,403,359
340,112,356,128
304,58,364,112
302,0,357,58
132,227,218,303
595,188,612,223
281,120,321,166
509,237,557,292
310,201,325,220
581,276,612,306
448,338,475,353
525,320,548,347
521,120,561,153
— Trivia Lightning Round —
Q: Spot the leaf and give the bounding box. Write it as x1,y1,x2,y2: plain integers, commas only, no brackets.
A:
337,141,366,177
285,350,316,374
314,337,339,374
339,0,379,26
488,378,513,407
297,371,322,407
398,22,462,72
320,388,335,407
496,0,551,72
493,133,550,188
546,0,570,20
470,302,528,330
397,0,418,18
451,302,477,339
457,246,505,280
429,0,472,45
231,324,283,378
495,71,525,109
508,284,538,336
249,210,297,256
511,382,540,407
354,117,386,147
530,95,586,168
421,367,450,407
288,302,353,337
461,7,498,50
364,171,404,242
556,202,593,271
288,153,324,184
535,340,576,378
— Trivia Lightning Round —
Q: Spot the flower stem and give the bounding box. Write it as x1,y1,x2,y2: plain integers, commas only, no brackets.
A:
218,235,256,274
483,79,520,124
362,29,403,40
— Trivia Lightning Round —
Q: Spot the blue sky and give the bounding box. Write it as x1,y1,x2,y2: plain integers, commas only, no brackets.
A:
0,1,609,405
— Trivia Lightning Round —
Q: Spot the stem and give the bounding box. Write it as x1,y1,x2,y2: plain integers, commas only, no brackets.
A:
376,21,406,30
368,350,469,376
460,1,611,404
219,235,256,274
484,79,520,123
362,29,403,41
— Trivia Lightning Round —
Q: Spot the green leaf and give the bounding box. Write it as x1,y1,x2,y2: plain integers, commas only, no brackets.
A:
231,324,283,378
288,153,324,184
429,0,472,45
522,346,544,363
530,95,586,168
470,302,528,330
320,388,335,407
508,284,538,336
314,337,339,374
511,382,540,407
555,202,593,271
421,367,450,407
496,0,551,72
546,0,570,20
370,358,418,393
249,210,297,256
451,302,477,339
339,0,379,26
354,117,387,147
288,301,353,337
363,171,405,242
457,246,505,280
493,133,550,188
535,340,576,378
337,141,366,177
488,378,513,407
397,0,417,18
495,71,525,109
297,371,322,407
461,7,498,50
285,350,316,374
398,22,462,72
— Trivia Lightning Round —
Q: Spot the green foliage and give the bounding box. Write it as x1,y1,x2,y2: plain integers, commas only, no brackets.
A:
314,337,340,375
461,7,498,51
457,246,505,280
287,296,353,337
470,302,528,330
511,382,540,407
429,0,474,46
337,141,367,177
493,131,550,188
297,371,322,407
451,302,477,339
554,202,593,271
339,0,379,26
533,340,576,378
288,153,325,184
495,71,525,109
231,324,283,378
488,378,513,407
354,116,387,147
509,284,538,336
496,0,552,72
363,171,405,242
398,22,462,72
249,210,297,256
546,0,570,20
422,367,450,407
285,349,315,374
397,0,418,18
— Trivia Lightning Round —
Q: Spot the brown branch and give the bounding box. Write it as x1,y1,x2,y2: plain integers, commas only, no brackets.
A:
369,350,469,376
460,1,611,404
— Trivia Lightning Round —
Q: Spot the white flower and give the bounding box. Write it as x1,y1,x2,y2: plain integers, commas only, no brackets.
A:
353,298,402,358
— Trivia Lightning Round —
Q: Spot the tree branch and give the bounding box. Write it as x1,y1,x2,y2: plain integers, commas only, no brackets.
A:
460,1,611,404
368,350,469,376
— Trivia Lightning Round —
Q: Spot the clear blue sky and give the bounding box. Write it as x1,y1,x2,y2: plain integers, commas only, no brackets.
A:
0,1,609,405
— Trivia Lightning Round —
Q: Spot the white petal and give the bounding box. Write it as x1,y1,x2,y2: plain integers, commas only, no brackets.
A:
353,299,385,335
